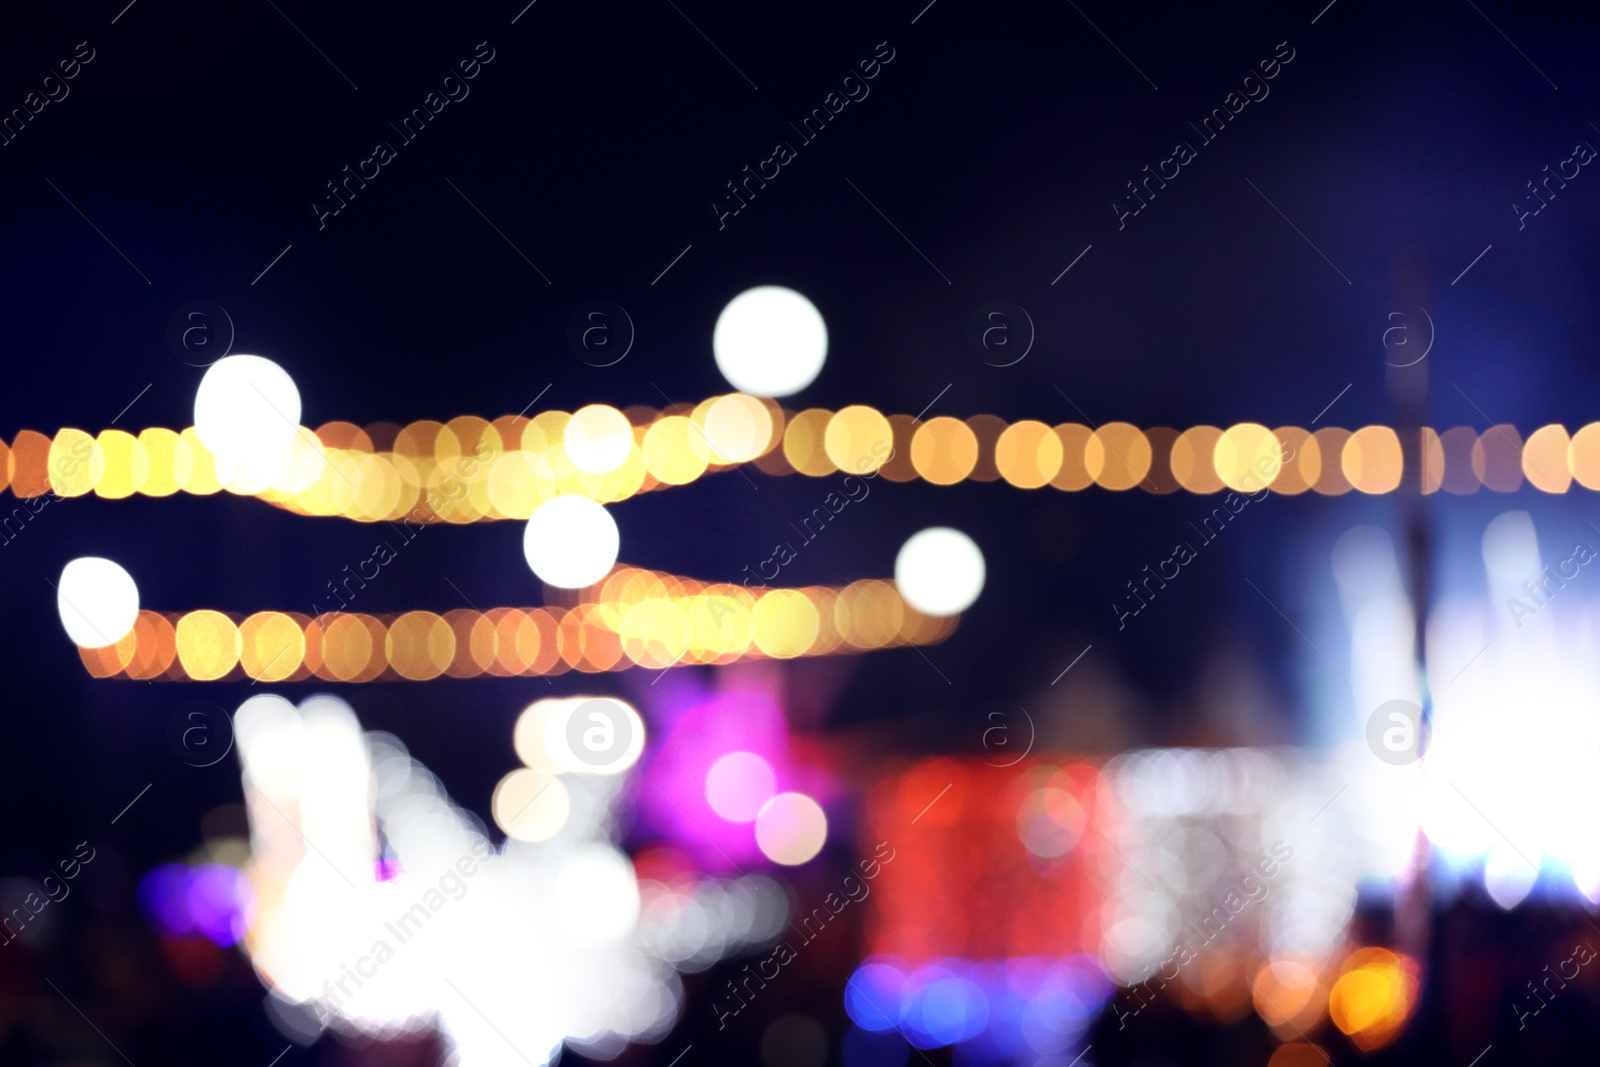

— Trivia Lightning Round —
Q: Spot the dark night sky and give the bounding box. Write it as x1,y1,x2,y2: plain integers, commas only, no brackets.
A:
1,0,1598,1061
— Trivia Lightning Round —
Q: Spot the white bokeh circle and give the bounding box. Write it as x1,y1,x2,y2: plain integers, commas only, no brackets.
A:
57,557,140,648
712,286,827,398
894,527,986,616
523,496,620,589
193,355,302,469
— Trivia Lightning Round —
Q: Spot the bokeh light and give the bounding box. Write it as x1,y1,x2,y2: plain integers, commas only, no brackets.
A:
754,792,827,865
563,404,634,474
57,556,139,648
491,766,571,841
894,527,985,616
705,751,777,823
713,286,828,397
192,355,302,471
523,495,620,589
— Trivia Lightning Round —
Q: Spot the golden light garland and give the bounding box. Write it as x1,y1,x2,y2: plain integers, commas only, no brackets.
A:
76,566,957,682
5,402,1591,527
20,395,1587,683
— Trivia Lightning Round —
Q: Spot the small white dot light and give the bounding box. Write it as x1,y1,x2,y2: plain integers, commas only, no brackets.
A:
712,286,827,398
57,557,140,648
193,355,303,468
894,527,985,616
523,495,620,589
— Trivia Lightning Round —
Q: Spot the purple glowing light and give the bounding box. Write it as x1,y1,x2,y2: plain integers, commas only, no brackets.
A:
139,863,254,948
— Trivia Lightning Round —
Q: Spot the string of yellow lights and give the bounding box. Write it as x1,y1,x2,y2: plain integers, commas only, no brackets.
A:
6,402,1592,523
74,566,957,682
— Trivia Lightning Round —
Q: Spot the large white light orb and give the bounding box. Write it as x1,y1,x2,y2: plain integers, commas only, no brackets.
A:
57,557,140,648
894,527,985,616
712,286,827,397
523,496,620,589
193,355,302,467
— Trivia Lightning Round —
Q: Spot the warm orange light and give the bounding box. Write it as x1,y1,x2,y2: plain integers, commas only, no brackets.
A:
1419,427,1445,494
239,612,305,682
878,414,920,483
1311,428,1353,495
1215,423,1282,492
133,427,186,496
386,610,455,680
1169,426,1224,494
1522,423,1571,492
1267,1043,1330,1067
701,393,773,464
1049,424,1095,491
175,610,242,681
643,415,712,485
995,420,1064,488
49,429,101,497
1252,956,1325,1034
1343,426,1403,494
752,589,820,658
782,408,838,477
1328,948,1418,1052
1085,422,1151,491
824,405,893,475
9,431,52,497
1570,422,1600,490
178,427,223,495
126,611,177,680
910,416,978,485
1271,427,1317,495
319,614,375,681
93,429,139,499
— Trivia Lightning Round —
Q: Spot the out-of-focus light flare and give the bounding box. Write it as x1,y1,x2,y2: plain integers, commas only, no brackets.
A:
514,697,646,776
232,695,755,1064
712,286,828,398
138,862,255,947
636,679,835,872
18,417,1598,528
492,768,572,841
56,556,139,648
635,849,789,973
754,792,828,865
1084,422,1151,490
1327,948,1418,1052
845,955,1110,1057
1251,956,1325,1035
1100,748,1357,982
700,393,774,463
1214,423,1281,492
1325,511,1600,903
863,759,1114,966
75,565,960,681
825,405,894,475
563,405,634,474
894,527,985,616
705,751,777,822
193,355,316,491
523,495,620,589
1267,1043,1331,1067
